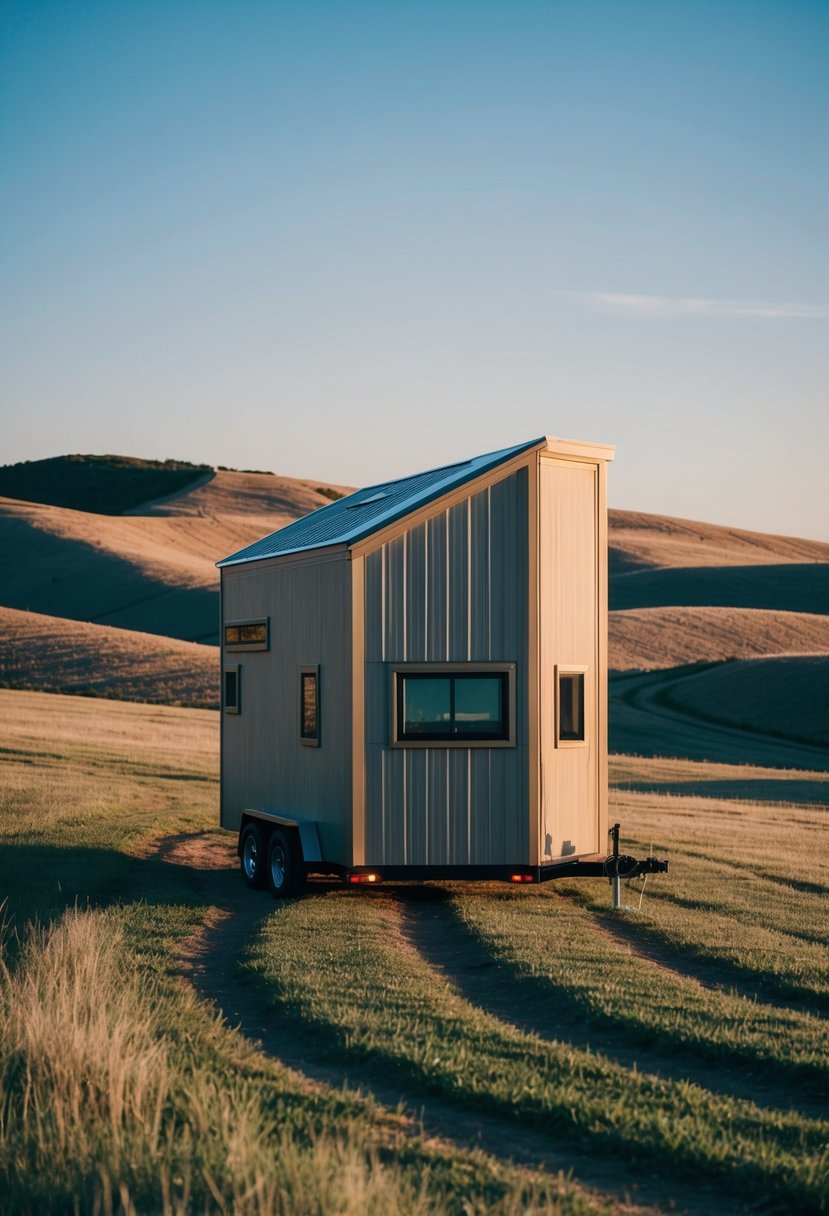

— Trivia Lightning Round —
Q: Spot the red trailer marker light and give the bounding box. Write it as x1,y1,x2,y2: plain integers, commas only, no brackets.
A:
348,873,381,884
509,873,534,884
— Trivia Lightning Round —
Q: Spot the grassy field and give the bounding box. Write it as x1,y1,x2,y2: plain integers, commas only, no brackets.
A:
1,688,827,1213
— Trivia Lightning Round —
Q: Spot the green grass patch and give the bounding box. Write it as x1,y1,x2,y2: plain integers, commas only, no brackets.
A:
449,886,828,1095
245,891,829,1213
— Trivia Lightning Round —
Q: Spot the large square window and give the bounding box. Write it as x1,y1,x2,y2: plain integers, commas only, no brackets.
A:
392,665,515,747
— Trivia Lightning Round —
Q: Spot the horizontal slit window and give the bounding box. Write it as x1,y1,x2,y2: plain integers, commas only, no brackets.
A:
392,665,516,747
224,618,269,651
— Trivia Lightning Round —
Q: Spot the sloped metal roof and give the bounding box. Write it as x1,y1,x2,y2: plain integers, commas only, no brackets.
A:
217,437,543,567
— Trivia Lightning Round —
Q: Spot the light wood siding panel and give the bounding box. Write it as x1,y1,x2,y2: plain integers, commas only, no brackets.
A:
364,550,384,663
385,536,406,661
539,459,599,861
448,502,469,659
406,525,427,661
426,514,448,661
470,489,491,660
364,469,529,866
220,553,353,865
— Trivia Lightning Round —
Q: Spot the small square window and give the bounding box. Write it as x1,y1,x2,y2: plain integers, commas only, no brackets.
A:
300,666,320,746
224,666,241,714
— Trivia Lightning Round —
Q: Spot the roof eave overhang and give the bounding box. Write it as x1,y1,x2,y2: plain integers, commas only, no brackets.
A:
217,541,349,569
542,436,616,462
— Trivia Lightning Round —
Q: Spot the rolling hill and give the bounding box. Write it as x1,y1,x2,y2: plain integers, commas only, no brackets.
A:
608,508,829,572
0,606,217,708
0,466,350,642
0,454,826,767
609,606,829,671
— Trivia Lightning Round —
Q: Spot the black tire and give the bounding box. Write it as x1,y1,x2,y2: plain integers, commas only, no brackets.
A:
239,822,267,889
267,828,303,898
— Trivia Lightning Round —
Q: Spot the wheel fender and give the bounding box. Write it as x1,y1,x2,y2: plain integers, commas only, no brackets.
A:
241,809,322,863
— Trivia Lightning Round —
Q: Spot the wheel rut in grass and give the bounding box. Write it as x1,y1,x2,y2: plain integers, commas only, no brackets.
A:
590,909,829,1020
395,888,828,1120
131,833,748,1216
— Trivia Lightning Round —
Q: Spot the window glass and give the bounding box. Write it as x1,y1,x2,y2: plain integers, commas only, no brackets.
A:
396,670,510,743
224,668,239,712
301,671,318,741
559,672,584,741
403,677,451,734
454,677,503,735
224,619,268,650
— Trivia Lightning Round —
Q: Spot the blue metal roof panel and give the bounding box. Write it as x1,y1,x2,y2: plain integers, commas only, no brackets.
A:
217,437,543,567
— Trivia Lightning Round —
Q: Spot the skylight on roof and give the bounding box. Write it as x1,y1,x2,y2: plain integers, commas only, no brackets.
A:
347,491,389,509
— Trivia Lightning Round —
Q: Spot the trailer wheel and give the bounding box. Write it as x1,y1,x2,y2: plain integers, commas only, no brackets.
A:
239,822,267,889
267,829,302,898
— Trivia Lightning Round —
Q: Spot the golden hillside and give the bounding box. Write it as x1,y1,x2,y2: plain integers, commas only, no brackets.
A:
0,606,217,707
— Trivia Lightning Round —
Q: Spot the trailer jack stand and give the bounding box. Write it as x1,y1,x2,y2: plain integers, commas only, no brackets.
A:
604,823,668,910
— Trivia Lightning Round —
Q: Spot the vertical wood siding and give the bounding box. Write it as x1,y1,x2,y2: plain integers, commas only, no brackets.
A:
539,459,599,860
364,469,529,865
220,554,353,864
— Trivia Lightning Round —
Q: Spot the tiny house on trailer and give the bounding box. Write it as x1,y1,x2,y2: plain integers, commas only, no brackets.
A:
217,436,667,898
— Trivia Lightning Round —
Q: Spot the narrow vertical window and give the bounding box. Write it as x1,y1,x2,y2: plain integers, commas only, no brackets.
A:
300,666,320,746
557,669,585,743
224,666,241,714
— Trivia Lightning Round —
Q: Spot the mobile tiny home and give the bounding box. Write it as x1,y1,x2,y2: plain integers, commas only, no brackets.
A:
217,436,666,896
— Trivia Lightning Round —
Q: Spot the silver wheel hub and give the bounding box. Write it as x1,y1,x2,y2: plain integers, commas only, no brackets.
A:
243,836,258,878
271,846,286,888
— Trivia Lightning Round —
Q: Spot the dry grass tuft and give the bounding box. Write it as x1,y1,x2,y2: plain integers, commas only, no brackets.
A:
0,908,459,1215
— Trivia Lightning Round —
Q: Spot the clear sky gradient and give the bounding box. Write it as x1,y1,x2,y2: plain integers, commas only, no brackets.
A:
2,1,827,539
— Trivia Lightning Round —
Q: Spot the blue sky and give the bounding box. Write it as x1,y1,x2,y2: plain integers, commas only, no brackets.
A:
2,0,827,538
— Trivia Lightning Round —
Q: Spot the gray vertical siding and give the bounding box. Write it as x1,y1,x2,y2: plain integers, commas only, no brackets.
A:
220,552,353,864
364,468,530,866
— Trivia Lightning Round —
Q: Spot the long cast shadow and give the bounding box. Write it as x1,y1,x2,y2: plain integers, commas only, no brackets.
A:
589,899,829,1018
237,887,824,1216
392,888,828,1116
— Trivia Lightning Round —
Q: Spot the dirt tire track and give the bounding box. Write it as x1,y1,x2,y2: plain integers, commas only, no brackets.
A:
131,831,770,1216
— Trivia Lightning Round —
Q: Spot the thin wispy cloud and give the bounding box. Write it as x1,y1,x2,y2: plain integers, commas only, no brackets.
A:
578,292,829,319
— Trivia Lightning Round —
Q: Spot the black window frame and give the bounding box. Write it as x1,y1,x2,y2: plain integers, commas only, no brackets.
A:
223,617,269,652
299,665,320,747
390,663,517,748
223,664,241,714
556,666,587,746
